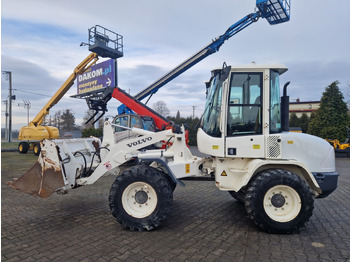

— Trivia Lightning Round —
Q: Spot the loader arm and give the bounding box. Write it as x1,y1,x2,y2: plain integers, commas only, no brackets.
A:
30,53,99,126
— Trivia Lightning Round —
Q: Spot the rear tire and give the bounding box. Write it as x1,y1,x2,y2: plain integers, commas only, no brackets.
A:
109,165,173,231
245,169,314,234
18,142,29,154
33,143,41,156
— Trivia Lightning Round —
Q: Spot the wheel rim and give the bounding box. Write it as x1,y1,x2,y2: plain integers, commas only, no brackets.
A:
34,145,38,154
263,185,301,222
122,182,158,218
19,144,23,152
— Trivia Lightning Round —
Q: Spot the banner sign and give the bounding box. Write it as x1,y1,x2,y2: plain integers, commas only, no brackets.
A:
77,59,115,95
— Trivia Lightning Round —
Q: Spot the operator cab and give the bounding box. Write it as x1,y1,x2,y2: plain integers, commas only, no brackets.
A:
113,114,157,132
198,63,288,158
112,114,157,144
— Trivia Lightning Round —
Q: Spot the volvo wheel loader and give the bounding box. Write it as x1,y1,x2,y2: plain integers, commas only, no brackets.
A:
8,63,339,234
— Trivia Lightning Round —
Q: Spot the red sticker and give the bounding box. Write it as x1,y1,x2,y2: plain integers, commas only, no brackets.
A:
104,161,112,170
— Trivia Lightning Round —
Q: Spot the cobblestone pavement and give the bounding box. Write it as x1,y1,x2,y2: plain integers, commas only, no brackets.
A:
1,152,349,262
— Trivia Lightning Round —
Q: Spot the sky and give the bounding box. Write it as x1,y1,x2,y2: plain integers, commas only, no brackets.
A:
1,0,350,131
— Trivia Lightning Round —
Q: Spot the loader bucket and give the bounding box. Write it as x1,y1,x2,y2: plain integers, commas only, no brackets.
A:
7,140,65,198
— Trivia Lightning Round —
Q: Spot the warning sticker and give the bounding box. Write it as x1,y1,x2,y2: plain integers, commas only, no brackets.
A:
253,144,261,149
288,141,294,144
221,170,227,176
185,164,190,174
212,145,219,149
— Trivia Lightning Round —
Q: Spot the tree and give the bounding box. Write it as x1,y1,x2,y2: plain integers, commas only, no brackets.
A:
60,109,76,132
82,127,103,138
176,110,181,120
289,113,311,133
308,81,350,141
52,110,61,129
299,113,310,133
82,109,105,129
289,112,299,128
153,100,170,117
167,115,200,146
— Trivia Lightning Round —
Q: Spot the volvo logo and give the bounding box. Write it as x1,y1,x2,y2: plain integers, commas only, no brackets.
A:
127,137,153,147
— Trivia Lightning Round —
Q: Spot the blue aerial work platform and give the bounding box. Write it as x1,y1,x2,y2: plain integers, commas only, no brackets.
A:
256,0,290,25
118,0,291,114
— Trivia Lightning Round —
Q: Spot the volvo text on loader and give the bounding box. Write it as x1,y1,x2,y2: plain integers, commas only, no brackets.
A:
7,0,339,234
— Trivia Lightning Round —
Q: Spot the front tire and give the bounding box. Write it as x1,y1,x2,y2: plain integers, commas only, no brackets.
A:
109,165,173,231
245,169,314,234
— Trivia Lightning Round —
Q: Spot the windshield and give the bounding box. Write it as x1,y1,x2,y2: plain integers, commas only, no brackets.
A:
270,70,281,133
200,73,223,137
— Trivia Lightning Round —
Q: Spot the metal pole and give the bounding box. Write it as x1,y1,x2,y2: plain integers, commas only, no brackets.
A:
8,72,13,142
192,106,196,118
2,71,12,142
3,100,8,140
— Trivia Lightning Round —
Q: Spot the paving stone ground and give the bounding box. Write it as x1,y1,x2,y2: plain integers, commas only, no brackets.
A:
1,151,349,262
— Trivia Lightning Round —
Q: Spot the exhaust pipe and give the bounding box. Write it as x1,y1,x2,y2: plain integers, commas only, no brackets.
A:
281,81,290,132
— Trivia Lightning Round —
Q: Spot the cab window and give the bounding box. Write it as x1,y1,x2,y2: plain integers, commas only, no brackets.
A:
270,70,281,133
141,116,156,132
227,73,262,136
130,116,141,128
200,74,223,137
114,116,129,132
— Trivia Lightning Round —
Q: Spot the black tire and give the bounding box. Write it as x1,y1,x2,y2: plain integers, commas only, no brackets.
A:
33,143,41,156
18,142,29,154
165,175,177,192
228,189,245,203
109,165,173,231
245,169,314,234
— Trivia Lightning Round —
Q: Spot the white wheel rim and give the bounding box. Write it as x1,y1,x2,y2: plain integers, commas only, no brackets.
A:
122,182,158,218
263,185,301,223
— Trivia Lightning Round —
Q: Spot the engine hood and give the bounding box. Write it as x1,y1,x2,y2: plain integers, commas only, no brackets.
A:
281,132,336,173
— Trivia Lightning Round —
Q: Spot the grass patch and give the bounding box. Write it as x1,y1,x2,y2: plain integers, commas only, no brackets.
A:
1,151,37,173
1,142,18,150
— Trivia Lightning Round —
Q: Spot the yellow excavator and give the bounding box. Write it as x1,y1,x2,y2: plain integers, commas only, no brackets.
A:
325,126,350,157
18,52,99,155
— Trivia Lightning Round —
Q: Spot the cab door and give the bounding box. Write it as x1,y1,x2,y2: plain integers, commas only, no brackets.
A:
225,72,265,158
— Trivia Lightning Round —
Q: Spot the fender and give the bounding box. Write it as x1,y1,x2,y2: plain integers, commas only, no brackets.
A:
139,157,185,187
214,158,321,196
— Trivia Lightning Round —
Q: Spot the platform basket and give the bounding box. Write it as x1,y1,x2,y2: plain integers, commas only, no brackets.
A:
256,0,291,25
88,25,124,59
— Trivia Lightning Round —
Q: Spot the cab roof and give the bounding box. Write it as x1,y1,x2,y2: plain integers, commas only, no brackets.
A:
214,63,288,75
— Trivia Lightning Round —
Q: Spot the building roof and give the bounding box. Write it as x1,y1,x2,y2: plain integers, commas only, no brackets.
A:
289,101,320,105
